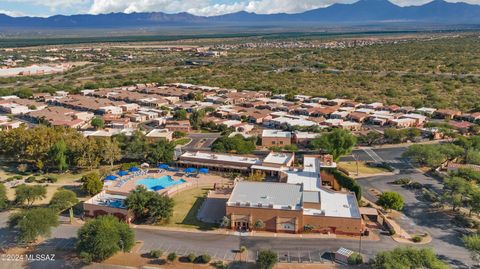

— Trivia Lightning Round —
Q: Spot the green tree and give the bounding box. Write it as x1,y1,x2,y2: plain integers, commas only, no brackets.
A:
189,109,205,130
123,131,149,161
125,185,174,223
309,129,356,161
357,131,382,146
372,247,449,269
211,135,256,154
466,150,480,165
8,208,58,243
442,176,471,211
146,139,175,165
91,117,105,130
256,250,278,269
101,138,122,168
146,193,174,223
48,140,69,172
15,184,47,207
348,253,363,265
0,183,8,210
463,233,480,263
77,215,135,262
81,172,103,196
49,189,78,212
283,144,298,152
403,143,464,167
173,109,188,120
377,191,404,211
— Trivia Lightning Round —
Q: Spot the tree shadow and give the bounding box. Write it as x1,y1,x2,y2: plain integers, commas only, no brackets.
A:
147,258,166,265
177,194,217,231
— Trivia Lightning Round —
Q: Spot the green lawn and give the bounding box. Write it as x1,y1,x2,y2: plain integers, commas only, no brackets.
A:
173,138,192,146
165,187,216,230
338,161,390,175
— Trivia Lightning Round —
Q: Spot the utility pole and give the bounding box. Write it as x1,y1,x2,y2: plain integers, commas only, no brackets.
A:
352,153,359,176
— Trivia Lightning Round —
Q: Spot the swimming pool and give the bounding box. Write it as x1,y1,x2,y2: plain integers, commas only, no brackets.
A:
107,199,126,209
136,175,186,191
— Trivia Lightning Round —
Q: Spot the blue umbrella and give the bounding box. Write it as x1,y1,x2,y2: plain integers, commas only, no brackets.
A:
199,168,209,174
152,185,164,191
104,175,117,181
129,167,140,172
184,168,197,174
158,164,169,169
117,170,129,176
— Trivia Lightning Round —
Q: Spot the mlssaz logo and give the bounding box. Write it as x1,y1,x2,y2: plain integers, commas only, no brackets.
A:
26,254,56,261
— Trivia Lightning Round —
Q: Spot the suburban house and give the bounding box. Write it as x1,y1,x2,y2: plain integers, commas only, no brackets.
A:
261,129,292,147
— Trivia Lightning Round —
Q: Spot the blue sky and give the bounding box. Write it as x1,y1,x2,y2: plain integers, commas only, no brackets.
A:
0,0,477,17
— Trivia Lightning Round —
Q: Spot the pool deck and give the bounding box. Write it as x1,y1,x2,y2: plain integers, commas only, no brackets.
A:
103,170,193,195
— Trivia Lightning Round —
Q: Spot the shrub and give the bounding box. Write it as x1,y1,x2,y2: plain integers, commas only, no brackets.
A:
46,176,58,183
149,249,163,258
257,250,278,269
196,254,211,264
347,253,363,265
304,224,315,232
392,178,411,185
407,181,423,189
167,252,177,262
25,176,36,183
187,253,196,263
13,175,23,180
213,260,228,269
120,162,139,171
80,251,93,264
239,246,247,253
412,235,422,243
328,169,362,201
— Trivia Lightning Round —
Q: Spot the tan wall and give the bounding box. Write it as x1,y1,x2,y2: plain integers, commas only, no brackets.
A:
303,215,363,235
227,205,363,235
83,203,133,223
262,137,291,147
166,125,191,132
227,205,303,232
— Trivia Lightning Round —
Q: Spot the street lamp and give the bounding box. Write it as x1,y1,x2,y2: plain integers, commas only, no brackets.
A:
358,229,362,255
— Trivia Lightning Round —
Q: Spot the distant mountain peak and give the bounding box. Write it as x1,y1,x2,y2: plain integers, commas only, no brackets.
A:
0,0,479,28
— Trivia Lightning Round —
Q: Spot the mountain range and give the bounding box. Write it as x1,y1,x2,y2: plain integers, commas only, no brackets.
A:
1,0,480,29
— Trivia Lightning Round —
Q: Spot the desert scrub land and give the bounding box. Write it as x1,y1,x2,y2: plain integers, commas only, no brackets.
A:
2,34,480,110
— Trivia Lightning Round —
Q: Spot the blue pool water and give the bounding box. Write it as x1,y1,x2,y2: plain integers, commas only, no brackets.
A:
136,175,186,191
107,200,125,208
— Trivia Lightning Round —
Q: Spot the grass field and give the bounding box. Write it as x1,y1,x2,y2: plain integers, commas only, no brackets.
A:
173,138,192,146
165,187,216,230
338,161,390,175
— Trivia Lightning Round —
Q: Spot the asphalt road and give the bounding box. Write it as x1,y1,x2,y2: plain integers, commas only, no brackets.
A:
354,146,473,268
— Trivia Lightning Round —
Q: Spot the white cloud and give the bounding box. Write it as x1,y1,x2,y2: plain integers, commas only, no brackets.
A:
5,0,480,17
0,9,26,17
